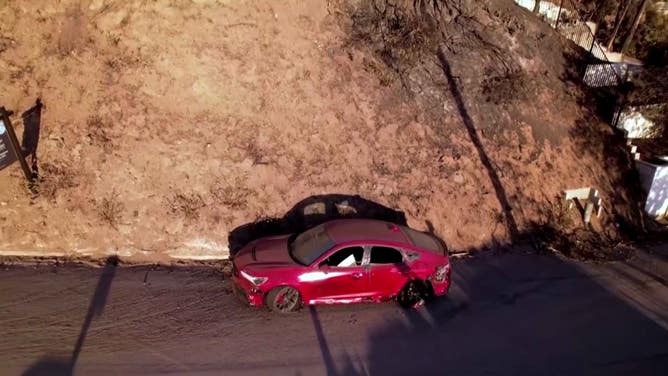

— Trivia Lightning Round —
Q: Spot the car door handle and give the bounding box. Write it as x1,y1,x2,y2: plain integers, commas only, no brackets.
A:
351,272,364,279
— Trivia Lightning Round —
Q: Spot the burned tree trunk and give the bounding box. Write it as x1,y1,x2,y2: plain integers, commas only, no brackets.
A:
606,0,633,51
621,0,650,55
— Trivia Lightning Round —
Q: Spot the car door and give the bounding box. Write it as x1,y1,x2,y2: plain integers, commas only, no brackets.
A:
309,246,369,302
367,245,408,298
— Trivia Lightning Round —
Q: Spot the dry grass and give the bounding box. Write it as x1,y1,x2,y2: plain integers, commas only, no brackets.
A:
86,114,113,150
35,162,78,202
210,180,254,209
167,192,206,221
98,190,124,229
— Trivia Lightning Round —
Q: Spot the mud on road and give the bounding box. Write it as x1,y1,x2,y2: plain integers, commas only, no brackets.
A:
2,251,668,375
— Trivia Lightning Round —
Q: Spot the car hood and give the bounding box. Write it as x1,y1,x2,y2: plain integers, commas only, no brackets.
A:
233,235,298,269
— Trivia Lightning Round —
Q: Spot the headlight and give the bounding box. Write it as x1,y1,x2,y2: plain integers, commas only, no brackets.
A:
434,263,450,282
240,270,268,286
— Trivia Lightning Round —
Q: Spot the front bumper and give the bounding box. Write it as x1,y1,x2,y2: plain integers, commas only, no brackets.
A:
231,274,265,307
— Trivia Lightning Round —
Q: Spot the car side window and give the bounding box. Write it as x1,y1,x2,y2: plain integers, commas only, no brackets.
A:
370,246,403,265
322,246,364,267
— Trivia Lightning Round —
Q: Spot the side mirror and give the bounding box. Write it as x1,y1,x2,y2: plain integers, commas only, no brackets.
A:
319,263,330,273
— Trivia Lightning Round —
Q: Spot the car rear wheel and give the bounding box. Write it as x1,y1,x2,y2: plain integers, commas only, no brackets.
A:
397,280,426,308
266,286,302,313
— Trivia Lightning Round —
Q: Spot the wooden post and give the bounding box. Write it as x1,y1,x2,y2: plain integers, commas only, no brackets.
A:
0,107,33,182
555,0,563,30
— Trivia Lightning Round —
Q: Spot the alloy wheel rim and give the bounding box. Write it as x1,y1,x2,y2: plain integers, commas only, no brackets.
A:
276,288,299,312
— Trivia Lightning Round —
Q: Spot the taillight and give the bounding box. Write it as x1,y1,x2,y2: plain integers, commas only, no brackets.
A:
434,263,450,282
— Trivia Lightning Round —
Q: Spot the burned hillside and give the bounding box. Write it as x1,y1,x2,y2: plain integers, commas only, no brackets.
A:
0,0,642,259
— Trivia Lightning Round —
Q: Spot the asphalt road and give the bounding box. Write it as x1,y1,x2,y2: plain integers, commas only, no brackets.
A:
2,249,668,376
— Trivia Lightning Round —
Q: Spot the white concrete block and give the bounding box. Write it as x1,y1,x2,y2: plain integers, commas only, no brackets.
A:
563,187,604,223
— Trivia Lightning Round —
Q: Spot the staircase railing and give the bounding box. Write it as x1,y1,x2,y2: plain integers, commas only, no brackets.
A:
517,0,626,87
555,0,626,87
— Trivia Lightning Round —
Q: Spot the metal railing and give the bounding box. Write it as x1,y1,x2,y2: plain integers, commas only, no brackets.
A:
552,0,632,126
555,0,625,88
517,0,626,88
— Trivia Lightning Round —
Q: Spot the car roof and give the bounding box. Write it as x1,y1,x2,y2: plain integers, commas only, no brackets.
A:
324,219,411,246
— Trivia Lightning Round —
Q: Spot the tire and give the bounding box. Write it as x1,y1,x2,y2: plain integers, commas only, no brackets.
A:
266,286,302,313
396,280,426,309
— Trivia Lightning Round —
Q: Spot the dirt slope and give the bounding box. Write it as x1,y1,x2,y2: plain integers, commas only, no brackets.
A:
0,0,641,259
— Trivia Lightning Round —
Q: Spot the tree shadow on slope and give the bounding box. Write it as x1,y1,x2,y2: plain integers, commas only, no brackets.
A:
22,256,119,376
228,194,408,256
436,49,520,242
343,0,533,244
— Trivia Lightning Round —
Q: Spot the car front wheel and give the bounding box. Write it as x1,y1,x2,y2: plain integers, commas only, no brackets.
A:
266,286,302,313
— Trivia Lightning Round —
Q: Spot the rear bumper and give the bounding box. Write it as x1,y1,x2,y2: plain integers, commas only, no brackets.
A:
430,271,451,296
431,279,450,296
431,262,452,296
232,275,265,307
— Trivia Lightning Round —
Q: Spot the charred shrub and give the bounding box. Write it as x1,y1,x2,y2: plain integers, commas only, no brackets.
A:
534,225,631,261
347,0,442,79
481,68,530,105
530,198,630,261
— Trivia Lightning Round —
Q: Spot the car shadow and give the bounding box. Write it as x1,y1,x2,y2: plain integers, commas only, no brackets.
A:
228,194,408,256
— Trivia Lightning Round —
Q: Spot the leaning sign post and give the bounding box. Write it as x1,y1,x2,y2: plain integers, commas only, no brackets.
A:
0,106,33,182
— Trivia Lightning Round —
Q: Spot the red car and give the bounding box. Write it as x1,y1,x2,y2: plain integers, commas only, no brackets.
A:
231,219,451,313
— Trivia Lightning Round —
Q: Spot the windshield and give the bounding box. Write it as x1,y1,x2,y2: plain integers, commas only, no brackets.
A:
401,226,444,254
289,223,335,265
